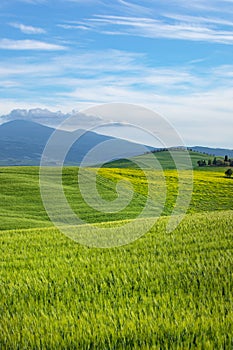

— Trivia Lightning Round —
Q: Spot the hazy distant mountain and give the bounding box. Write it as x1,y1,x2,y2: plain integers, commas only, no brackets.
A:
0,120,151,166
0,119,232,166
189,146,233,158
0,119,55,143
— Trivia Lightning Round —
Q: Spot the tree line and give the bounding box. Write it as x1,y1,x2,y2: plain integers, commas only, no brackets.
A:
197,155,233,167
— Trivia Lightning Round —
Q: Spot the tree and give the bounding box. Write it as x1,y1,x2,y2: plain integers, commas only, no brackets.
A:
197,160,206,167
213,157,217,165
216,159,224,166
208,159,212,166
224,155,228,162
225,168,233,178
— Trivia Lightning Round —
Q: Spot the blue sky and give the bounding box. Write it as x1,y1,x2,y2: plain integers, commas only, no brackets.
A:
0,0,233,147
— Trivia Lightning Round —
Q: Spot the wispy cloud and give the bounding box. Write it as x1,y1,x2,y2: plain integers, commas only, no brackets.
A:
0,0,232,148
1,48,232,99
163,0,233,12
0,80,21,88
163,13,233,27
81,14,233,44
64,0,104,4
17,0,46,3
10,22,46,34
0,39,66,50
58,24,90,30
116,0,152,15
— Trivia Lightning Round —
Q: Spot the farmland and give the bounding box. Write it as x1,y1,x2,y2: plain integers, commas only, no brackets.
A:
0,159,233,349
0,164,233,231
103,150,216,170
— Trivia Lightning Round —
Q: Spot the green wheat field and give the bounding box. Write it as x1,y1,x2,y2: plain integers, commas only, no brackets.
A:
1,153,233,349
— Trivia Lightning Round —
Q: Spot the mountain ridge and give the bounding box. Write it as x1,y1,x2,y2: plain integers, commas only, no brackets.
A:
0,120,153,166
188,146,233,158
0,119,232,166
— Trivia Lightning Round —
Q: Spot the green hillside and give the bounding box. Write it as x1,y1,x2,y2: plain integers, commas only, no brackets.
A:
102,150,220,169
1,210,233,349
1,165,233,349
0,166,232,231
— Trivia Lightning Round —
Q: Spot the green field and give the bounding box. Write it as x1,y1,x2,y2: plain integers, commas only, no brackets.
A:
1,158,233,348
103,150,219,170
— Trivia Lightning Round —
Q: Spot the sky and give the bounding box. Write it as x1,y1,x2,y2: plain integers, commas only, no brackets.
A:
0,0,233,148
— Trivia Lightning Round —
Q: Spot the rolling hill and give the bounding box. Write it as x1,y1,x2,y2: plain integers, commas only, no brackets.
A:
102,150,225,170
1,165,233,348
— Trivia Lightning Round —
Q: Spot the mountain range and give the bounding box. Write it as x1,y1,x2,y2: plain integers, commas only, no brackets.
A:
0,119,232,166
187,146,233,158
0,120,152,166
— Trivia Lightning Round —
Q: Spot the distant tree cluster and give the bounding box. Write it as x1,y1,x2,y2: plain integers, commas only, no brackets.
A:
197,155,233,167
225,168,233,178
150,147,186,153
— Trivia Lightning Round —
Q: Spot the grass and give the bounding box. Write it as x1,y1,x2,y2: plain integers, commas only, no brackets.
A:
1,163,233,348
1,210,233,349
0,166,232,230
103,150,220,170
0,167,51,231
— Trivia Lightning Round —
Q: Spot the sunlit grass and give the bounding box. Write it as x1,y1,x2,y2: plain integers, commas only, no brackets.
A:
1,210,233,348
1,165,233,348
1,166,232,231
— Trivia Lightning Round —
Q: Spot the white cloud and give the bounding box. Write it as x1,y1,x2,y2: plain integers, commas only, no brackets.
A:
0,47,232,147
10,22,46,34
0,39,66,50
0,48,231,94
0,84,232,148
159,0,233,12
83,14,233,44
58,24,90,30
117,0,152,15
0,63,56,77
162,13,233,28
49,69,233,148
0,108,102,130
17,0,46,3
0,80,21,88
64,0,104,3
